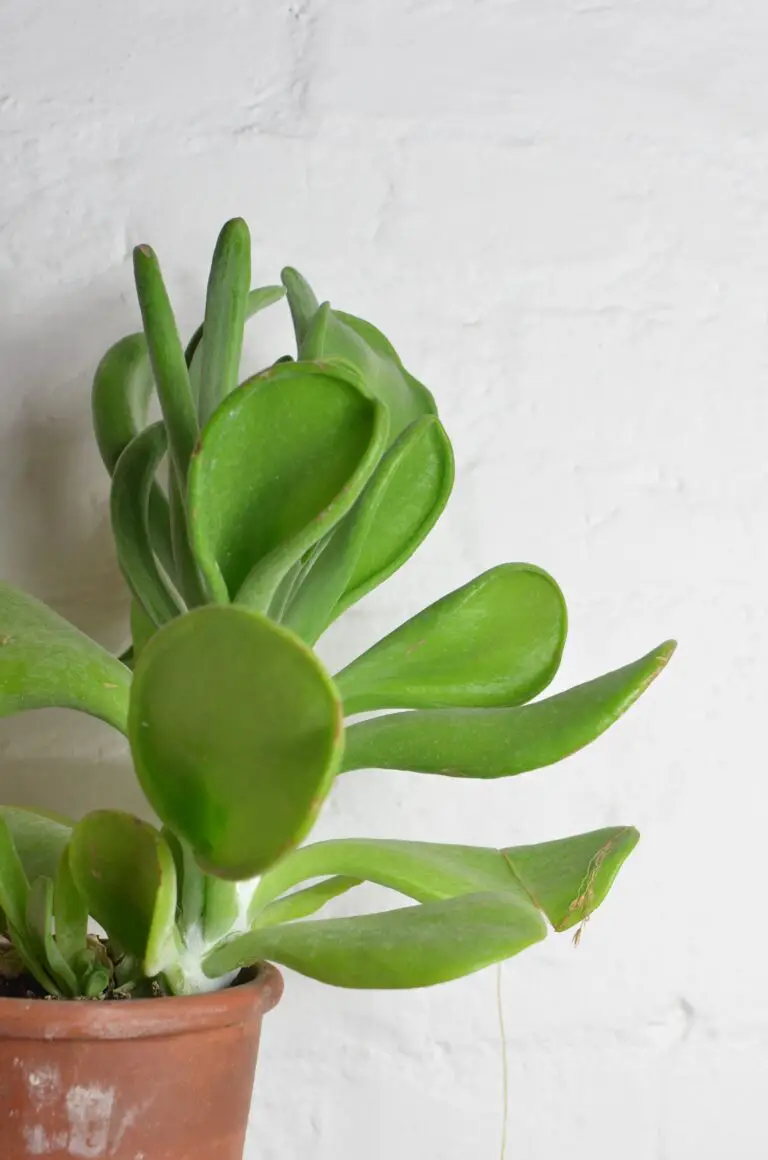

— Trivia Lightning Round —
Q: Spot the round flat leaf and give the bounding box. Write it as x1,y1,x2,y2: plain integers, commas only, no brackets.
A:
188,362,387,606
0,583,131,732
69,811,178,976
128,606,344,879
342,640,676,776
336,564,566,714
204,891,546,988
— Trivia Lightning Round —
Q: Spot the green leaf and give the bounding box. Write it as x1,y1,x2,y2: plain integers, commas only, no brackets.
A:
204,891,546,988
128,606,344,879
91,332,175,578
283,416,454,643
162,828,205,937
503,826,639,932
0,813,30,932
0,583,131,732
186,284,287,385
130,598,157,661
203,878,241,943
342,640,676,776
0,806,72,884
281,266,320,346
251,837,528,914
53,847,89,966
26,877,79,996
69,811,178,976
169,469,208,608
133,244,198,488
254,876,361,928
301,302,435,443
197,218,251,425
336,564,566,714
187,361,388,608
111,423,183,626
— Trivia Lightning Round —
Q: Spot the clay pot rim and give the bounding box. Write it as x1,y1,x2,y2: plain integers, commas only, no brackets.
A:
0,961,283,1041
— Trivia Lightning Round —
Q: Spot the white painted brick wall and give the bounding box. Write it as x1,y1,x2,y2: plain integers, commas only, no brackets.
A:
0,1,761,1156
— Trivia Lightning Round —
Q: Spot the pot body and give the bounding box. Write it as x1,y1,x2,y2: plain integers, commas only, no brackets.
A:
0,964,283,1160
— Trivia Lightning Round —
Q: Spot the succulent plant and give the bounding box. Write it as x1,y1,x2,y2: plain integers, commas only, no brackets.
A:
0,219,675,998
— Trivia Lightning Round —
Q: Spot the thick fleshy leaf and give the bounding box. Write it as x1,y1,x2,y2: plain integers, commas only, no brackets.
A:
0,583,131,731
162,828,205,938
204,891,546,988
53,847,89,966
187,284,287,402
133,244,198,487
0,813,30,933
110,423,182,625
0,806,72,884
281,266,320,346
254,876,361,929
188,361,388,608
342,640,676,776
336,564,566,714
283,416,454,642
91,333,175,578
26,876,79,996
203,878,241,943
251,838,528,915
169,470,208,608
69,811,178,976
196,218,251,424
130,598,157,661
301,300,435,442
128,606,344,879
503,826,639,932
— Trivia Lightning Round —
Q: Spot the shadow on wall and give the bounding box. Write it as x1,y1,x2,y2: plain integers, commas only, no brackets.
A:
0,276,143,819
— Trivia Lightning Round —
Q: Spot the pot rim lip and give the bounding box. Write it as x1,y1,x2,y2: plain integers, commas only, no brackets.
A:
0,961,283,1041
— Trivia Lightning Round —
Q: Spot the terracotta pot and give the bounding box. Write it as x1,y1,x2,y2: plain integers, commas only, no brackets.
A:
0,964,283,1160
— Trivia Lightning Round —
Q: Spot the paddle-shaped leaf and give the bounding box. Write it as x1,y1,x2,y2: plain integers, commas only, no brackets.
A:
301,300,435,442
133,244,198,487
91,332,175,578
0,806,72,884
0,583,131,732
204,891,546,988
53,846,89,966
342,640,676,776
336,564,566,714
111,423,182,626
283,416,454,642
69,811,178,976
187,361,388,608
196,218,251,425
128,606,344,879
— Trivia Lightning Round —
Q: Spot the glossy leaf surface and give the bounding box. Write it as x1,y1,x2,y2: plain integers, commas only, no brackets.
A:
197,218,251,424
342,641,676,776
69,811,178,975
188,361,387,606
0,583,131,732
128,606,344,879
336,564,566,714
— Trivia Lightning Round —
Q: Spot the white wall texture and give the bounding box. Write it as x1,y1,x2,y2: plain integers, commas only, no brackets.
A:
0,1,762,1156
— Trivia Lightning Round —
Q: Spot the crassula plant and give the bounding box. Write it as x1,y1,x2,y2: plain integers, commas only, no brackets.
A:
0,219,674,1000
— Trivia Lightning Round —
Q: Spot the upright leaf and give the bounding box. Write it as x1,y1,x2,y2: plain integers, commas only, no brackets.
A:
69,811,178,976
197,218,251,425
0,583,131,732
133,244,198,488
187,362,388,608
53,847,89,966
128,606,344,879
283,416,454,642
204,891,546,988
110,423,183,626
281,266,320,345
91,332,175,578
26,877,79,996
342,641,676,776
187,284,287,402
0,807,72,884
336,564,566,714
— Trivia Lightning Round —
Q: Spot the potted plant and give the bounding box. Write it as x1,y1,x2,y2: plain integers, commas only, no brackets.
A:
0,219,674,1160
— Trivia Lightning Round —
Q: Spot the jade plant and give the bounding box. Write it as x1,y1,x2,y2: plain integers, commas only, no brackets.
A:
0,219,674,999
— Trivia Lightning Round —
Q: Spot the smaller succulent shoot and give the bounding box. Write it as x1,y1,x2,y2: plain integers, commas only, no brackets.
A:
0,219,675,998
